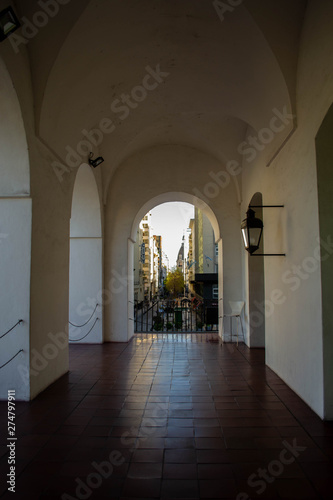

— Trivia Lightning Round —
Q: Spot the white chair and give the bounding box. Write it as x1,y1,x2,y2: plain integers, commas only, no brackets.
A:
223,301,244,345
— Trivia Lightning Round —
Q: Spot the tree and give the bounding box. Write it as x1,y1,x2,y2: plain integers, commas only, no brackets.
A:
165,268,184,297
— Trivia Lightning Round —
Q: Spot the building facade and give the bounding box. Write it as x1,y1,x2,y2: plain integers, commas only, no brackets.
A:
188,208,218,300
152,235,163,296
133,215,163,302
176,240,185,275
141,216,151,301
133,225,144,304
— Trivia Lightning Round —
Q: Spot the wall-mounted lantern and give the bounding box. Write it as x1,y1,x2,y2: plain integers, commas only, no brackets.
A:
241,205,285,256
241,208,263,255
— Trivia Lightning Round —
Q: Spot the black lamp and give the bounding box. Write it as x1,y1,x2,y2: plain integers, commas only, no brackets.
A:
0,7,20,42
88,152,104,168
241,208,263,255
241,205,286,256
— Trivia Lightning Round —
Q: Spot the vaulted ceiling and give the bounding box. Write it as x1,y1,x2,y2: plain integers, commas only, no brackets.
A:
15,0,307,190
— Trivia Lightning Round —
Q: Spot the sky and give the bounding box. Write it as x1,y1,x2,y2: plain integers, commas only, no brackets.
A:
148,202,195,269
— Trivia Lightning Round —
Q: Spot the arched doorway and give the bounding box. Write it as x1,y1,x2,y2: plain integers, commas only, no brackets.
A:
128,192,223,340
316,104,333,419
247,193,265,347
0,57,31,400
69,164,103,343
104,144,242,344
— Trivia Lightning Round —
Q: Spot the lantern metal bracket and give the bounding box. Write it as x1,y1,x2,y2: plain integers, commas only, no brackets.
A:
246,204,286,256
249,205,284,209
250,253,286,256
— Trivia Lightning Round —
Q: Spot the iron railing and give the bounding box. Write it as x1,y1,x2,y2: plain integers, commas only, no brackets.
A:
134,298,218,333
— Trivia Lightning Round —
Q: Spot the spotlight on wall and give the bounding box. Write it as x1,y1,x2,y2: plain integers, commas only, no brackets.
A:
241,205,286,256
0,7,20,42
88,152,104,168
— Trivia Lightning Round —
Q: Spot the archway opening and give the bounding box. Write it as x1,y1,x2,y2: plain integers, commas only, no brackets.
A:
132,202,220,334
316,104,333,419
248,193,265,347
128,193,223,340
69,164,103,344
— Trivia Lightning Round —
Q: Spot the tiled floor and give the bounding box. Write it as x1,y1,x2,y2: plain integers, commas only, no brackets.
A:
1,333,333,499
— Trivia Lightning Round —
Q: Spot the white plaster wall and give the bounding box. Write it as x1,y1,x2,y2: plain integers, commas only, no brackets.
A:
0,21,72,401
0,58,29,197
105,145,243,342
241,0,333,418
26,155,104,398
29,141,72,400
70,164,102,238
69,164,103,343
27,149,104,399
316,104,333,419
0,199,31,400
0,55,31,400
241,130,324,418
69,239,102,343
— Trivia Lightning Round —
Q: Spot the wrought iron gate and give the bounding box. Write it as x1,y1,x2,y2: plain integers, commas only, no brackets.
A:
134,298,218,333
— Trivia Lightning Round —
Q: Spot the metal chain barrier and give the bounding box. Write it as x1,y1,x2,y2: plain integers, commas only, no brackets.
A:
0,320,23,340
68,304,99,328
69,318,99,342
0,350,23,370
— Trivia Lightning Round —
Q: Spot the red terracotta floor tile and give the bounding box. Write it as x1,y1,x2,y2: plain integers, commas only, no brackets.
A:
131,448,164,462
127,462,163,478
121,478,161,497
198,463,235,479
165,437,195,449
167,426,194,437
4,335,330,499
199,478,238,498
194,427,223,438
161,479,199,498
196,449,230,463
274,478,319,499
163,463,197,479
164,449,197,463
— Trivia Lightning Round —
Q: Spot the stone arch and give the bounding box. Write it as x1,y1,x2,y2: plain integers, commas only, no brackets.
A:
127,192,223,340
69,164,103,343
104,144,242,343
130,192,221,243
